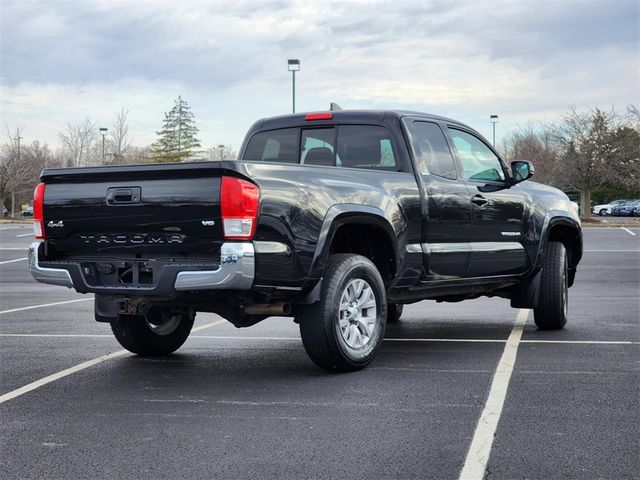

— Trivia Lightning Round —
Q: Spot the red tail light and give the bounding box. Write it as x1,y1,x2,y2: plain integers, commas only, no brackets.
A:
33,182,46,239
220,176,259,240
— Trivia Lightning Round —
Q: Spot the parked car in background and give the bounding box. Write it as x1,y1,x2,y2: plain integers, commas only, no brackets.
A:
2,206,8,217
592,199,628,216
632,203,640,217
616,200,640,216
611,201,633,216
20,207,33,217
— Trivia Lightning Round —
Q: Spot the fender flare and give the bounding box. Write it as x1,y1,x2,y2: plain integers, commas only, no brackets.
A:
537,210,583,284
304,204,399,289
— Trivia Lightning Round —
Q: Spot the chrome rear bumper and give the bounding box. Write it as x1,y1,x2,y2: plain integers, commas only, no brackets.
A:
28,242,74,288
28,242,255,292
174,242,254,290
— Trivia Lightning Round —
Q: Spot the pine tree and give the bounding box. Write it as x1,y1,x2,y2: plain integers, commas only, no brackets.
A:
151,96,201,162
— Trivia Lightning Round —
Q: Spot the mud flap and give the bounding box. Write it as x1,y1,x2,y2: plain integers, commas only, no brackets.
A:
510,269,541,309
94,294,118,322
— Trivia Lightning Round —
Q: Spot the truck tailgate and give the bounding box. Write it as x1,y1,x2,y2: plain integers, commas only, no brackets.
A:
41,162,228,258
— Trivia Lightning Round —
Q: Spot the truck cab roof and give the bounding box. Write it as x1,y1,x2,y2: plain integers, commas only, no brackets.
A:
252,109,468,131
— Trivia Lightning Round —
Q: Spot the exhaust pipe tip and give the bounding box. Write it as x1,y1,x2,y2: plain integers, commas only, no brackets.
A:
243,302,292,316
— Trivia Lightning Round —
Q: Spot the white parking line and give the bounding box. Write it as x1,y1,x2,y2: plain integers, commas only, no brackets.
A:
16,232,33,237
520,339,639,345
621,227,637,236
0,350,129,404
0,334,113,338
0,257,27,265
191,319,226,333
584,249,640,252
0,320,225,404
0,247,28,251
459,308,529,480
0,298,92,315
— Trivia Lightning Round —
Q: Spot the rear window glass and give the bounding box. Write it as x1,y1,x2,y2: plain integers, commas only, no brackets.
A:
336,125,397,170
242,124,398,171
300,128,335,166
243,128,298,163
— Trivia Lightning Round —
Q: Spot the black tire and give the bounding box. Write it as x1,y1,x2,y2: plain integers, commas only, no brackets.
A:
387,303,403,323
298,254,387,372
110,308,195,355
534,241,568,330
599,209,607,216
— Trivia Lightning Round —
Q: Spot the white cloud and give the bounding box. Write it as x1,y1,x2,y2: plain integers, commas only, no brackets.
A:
1,0,638,149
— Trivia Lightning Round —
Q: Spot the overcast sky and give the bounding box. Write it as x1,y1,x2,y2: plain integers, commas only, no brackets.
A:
1,0,638,152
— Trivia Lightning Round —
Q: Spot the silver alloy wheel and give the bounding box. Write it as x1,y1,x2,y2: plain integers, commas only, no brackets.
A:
338,278,378,350
146,313,182,336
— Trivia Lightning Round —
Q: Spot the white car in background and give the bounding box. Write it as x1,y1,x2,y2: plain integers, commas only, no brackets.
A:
592,200,628,216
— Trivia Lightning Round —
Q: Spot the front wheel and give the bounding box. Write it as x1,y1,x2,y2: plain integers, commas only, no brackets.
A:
110,308,195,355
599,209,607,216
298,254,386,372
534,242,568,330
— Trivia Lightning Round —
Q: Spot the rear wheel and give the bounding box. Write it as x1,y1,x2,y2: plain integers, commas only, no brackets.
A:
298,254,386,372
534,241,568,330
387,303,403,323
110,308,195,355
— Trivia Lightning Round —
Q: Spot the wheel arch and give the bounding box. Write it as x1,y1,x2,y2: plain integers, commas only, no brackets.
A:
539,213,583,286
306,205,399,288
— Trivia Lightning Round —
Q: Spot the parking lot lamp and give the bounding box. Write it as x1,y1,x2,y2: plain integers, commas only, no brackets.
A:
99,127,108,163
490,115,498,146
288,59,300,113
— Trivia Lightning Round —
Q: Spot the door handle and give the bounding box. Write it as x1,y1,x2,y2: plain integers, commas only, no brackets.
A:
471,195,489,206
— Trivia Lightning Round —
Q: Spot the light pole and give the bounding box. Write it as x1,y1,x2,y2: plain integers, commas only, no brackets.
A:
218,144,225,160
99,127,108,163
490,115,498,147
13,130,22,217
288,59,300,113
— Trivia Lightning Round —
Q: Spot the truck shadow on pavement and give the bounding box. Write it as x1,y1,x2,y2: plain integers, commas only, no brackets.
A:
103,319,512,393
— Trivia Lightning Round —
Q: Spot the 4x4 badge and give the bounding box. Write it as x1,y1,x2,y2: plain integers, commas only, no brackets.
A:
47,220,64,228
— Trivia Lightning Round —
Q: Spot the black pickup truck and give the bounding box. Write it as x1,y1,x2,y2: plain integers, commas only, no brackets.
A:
29,110,582,371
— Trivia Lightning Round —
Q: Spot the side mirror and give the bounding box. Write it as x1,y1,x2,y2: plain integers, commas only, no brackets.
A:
511,160,534,184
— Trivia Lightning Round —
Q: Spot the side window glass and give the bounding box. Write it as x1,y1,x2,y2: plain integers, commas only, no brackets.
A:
300,128,335,166
407,121,457,180
242,128,298,163
448,128,505,182
336,125,397,170
380,139,395,166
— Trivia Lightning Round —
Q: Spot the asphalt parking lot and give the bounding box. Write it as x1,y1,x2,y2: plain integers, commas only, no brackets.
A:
1,224,638,479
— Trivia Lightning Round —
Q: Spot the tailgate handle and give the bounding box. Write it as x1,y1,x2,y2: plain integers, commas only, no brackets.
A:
106,187,141,205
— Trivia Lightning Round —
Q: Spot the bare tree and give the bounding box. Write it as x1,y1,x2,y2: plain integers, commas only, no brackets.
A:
549,107,625,216
606,124,640,192
59,118,97,167
206,145,237,161
503,123,559,186
625,104,640,131
129,146,153,164
109,106,132,164
0,127,41,216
